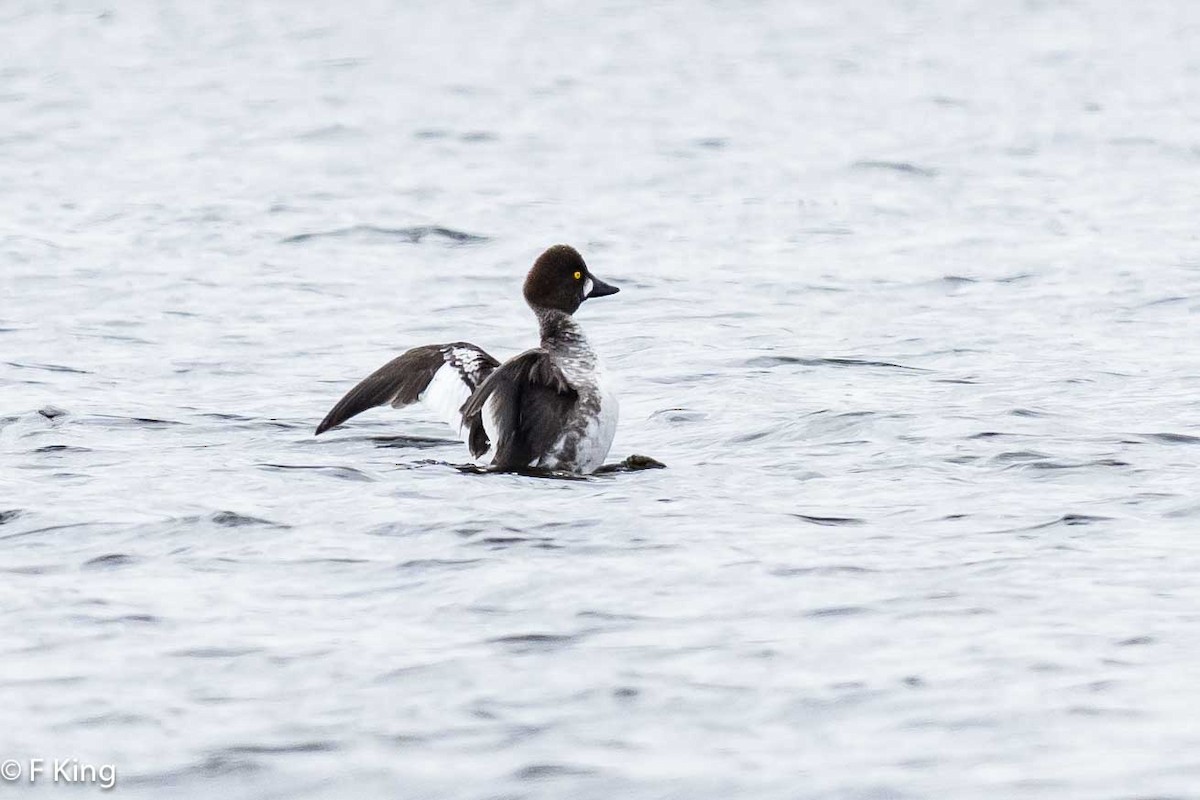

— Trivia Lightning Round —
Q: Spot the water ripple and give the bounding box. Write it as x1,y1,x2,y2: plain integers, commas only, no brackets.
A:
281,225,488,245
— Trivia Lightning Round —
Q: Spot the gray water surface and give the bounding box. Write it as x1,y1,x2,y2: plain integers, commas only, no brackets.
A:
4,1,1200,798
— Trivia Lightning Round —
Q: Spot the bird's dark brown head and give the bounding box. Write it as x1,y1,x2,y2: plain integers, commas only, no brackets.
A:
522,244,619,315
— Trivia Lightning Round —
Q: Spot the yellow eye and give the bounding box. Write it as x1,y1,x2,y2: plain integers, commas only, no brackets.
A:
574,271,582,280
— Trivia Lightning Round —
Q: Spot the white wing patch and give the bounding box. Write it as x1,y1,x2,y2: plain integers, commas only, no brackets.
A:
483,394,503,460
418,363,473,442
413,345,498,457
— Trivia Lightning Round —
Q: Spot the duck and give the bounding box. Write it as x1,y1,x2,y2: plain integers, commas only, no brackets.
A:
315,244,622,474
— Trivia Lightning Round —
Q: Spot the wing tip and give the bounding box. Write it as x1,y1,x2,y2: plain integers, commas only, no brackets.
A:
314,410,341,436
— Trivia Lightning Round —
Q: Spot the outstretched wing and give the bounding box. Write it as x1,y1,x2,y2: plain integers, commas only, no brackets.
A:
315,342,499,436
461,348,577,466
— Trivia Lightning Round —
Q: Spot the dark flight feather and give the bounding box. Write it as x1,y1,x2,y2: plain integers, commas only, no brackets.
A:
461,348,577,466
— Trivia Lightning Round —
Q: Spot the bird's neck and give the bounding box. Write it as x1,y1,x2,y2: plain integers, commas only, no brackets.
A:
535,308,591,355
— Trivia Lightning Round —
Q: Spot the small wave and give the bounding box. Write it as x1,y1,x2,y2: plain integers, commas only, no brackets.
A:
799,227,854,236
1023,514,1112,530
1006,458,1129,471
99,614,158,625
1139,432,1200,445
648,408,708,424
257,463,375,482
792,514,866,527
396,558,482,571
124,755,264,786
1,522,108,542
366,434,459,449
1165,503,1200,519
730,428,774,444
210,511,290,529
746,355,927,371
989,450,1052,464
1,564,56,577
1142,295,1188,307
171,647,261,659
295,123,362,141
74,710,156,727
772,564,876,576
193,414,306,431
806,606,871,618
84,414,183,428
222,741,338,755
473,536,560,549
281,225,488,245
490,633,579,652
1116,636,1155,647
6,361,91,374
515,763,597,780
83,553,139,569
851,159,937,177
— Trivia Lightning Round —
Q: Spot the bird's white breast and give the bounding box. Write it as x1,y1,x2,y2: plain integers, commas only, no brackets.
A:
541,358,618,474
583,367,619,472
